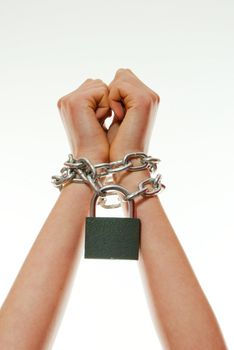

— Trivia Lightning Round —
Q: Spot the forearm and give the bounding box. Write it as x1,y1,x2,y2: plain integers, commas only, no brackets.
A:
115,169,227,350
0,182,93,350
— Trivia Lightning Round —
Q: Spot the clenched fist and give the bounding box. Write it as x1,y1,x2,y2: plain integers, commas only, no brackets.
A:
57,78,112,164
57,69,160,170
107,68,160,162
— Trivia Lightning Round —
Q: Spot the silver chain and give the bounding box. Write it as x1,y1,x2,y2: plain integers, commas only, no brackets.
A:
51,152,166,208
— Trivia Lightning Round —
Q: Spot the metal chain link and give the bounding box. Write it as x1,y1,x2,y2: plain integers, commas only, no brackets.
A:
51,152,166,208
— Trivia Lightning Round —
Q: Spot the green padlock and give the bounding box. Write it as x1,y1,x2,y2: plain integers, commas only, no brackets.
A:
84,184,141,260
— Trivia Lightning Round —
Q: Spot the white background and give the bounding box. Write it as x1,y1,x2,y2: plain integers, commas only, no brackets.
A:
0,0,233,349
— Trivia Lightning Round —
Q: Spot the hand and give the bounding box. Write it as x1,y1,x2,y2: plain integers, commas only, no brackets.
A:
107,68,160,162
57,79,112,164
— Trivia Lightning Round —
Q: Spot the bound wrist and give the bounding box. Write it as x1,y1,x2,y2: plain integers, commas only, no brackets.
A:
73,153,109,166
113,168,151,193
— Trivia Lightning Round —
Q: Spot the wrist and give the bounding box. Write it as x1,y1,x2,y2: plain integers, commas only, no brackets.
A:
73,153,109,165
59,177,94,200
110,150,153,192
110,148,145,164
113,168,151,193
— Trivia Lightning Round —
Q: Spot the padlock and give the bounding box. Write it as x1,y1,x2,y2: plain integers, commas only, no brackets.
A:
84,184,141,260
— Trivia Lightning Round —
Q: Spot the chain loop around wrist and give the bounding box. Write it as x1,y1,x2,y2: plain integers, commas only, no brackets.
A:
51,152,166,208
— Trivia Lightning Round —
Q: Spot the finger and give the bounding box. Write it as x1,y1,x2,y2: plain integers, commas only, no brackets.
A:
80,78,104,90
98,107,112,124
95,88,111,121
113,68,145,89
98,111,112,126
111,68,156,99
108,84,128,121
95,106,110,120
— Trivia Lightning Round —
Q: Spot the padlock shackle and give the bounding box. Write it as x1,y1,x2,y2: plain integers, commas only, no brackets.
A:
89,184,134,218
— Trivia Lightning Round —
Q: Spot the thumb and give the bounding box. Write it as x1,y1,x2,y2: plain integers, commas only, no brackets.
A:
108,84,126,121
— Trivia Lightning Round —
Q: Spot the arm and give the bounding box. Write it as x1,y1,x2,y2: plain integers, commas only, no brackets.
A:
116,168,227,350
0,182,93,349
0,77,111,349
107,68,227,349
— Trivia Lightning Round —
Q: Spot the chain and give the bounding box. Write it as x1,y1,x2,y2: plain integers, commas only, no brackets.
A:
51,152,166,208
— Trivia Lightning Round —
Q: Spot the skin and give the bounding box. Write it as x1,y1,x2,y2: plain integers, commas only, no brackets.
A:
0,68,227,349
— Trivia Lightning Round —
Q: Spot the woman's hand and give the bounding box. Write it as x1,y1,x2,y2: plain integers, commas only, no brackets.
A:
107,68,160,162
57,78,112,164
56,70,160,166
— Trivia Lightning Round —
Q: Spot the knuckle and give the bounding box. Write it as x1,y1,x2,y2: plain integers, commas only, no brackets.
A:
115,68,130,77
138,92,152,106
94,78,104,83
97,84,110,96
125,68,133,74
102,84,109,93
152,91,160,104
66,96,82,111
85,78,105,85
57,98,61,109
57,96,66,109
81,78,93,87
136,91,160,110
84,78,108,90
57,95,79,112
97,82,108,90
116,68,125,75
